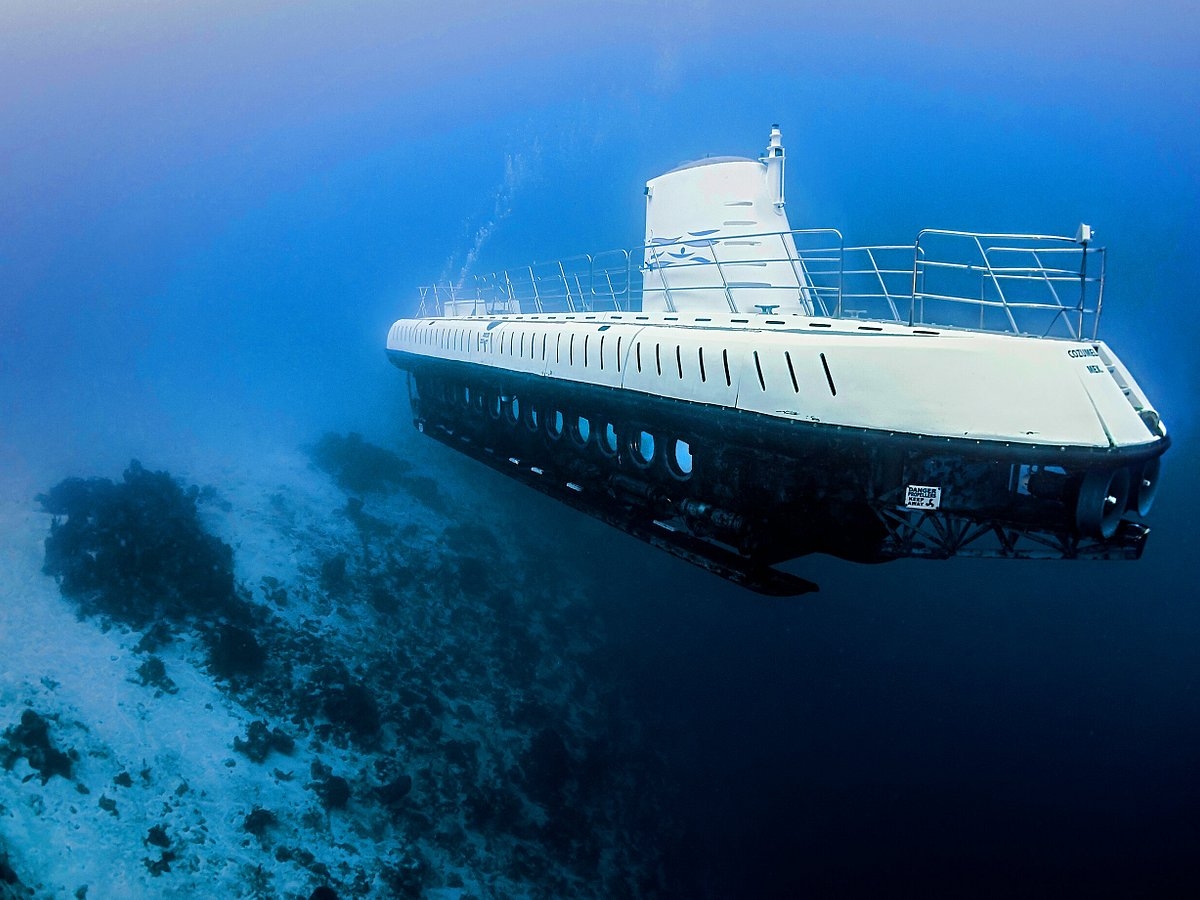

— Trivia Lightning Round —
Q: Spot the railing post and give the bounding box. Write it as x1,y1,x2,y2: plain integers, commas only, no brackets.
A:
627,250,635,310
1077,241,1088,339
503,270,517,314
781,231,809,315
586,253,597,307
1092,249,1106,341
1022,249,1076,339
976,236,1019,333
705,236,737,313
836,232,845,318
573,271,587,311
557,260,575,312
909,235,923,327
645,244,678,313
528,266,543,314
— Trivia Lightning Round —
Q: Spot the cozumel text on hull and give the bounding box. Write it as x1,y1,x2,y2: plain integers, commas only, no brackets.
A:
386,126,1168,595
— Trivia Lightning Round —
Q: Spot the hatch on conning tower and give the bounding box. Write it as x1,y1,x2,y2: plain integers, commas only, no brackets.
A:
642,124,813,314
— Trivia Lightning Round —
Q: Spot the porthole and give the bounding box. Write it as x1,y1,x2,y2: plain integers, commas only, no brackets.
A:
488,394,503,420
599,422,619,456
667,439,693,479
571,415,592,447
523,403,540,432
630,430,655,466
546,409,565,440
472,388,486,414
506,396,521,424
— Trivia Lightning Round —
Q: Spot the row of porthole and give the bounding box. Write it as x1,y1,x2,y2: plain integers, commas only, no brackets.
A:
445,383,694,478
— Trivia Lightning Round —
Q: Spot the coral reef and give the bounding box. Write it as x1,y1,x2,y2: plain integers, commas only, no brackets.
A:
0,838,33,900
11,438,667,897
1,711,75,785
307,431,447,511
37,461,238,626
133,656,178,695
233,721,295,764
308,760,351,810
306,432,410,495
206,623,267,679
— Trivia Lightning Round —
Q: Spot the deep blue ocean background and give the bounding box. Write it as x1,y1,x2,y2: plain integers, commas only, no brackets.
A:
2,2,1198,896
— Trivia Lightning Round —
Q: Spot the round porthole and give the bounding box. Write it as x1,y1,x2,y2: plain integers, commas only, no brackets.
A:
599,422,618,456
546,409,565,439
462,385,471,407
488,394,503,420
667,438,693,478
506,396,521,425
524,403,540,432
571,415,592,447
630,430,655,466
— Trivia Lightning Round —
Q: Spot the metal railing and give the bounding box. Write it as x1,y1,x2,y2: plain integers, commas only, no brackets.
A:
416,228,1105,339
907,230,1104,339
640,229,844,316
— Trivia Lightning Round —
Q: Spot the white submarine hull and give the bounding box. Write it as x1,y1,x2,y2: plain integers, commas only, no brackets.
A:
385,127,1168,594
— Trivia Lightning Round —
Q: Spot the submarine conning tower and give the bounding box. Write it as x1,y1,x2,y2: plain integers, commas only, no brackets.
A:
642,124,814,314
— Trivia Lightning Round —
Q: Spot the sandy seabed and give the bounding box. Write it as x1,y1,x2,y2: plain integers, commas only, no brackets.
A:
0,438,663,900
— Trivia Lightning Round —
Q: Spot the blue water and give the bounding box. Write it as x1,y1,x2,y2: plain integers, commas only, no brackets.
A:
3,2,1198,895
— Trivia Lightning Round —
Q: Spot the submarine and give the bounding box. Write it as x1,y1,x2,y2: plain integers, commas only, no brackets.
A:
386,126,1168,595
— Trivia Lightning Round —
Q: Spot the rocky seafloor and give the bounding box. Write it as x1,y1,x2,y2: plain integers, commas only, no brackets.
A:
0,433,673,899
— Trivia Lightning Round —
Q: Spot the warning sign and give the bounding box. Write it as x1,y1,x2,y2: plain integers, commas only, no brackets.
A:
904,485,942,510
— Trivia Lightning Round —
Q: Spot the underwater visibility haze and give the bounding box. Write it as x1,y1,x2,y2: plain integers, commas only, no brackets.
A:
1,1,1199,896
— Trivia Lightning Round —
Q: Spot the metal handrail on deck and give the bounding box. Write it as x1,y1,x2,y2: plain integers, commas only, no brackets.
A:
414,227,1105,339
909,229,1104,339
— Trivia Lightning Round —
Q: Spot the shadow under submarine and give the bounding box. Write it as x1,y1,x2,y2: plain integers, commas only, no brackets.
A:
385,126,1168,595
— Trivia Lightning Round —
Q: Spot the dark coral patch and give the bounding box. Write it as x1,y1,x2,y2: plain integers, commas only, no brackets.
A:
207,623,267,679
38,460,237,626
1,710,75,784
307,432,411,494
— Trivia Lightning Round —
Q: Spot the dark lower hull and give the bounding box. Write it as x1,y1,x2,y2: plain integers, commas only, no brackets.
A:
389,351,1166,595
